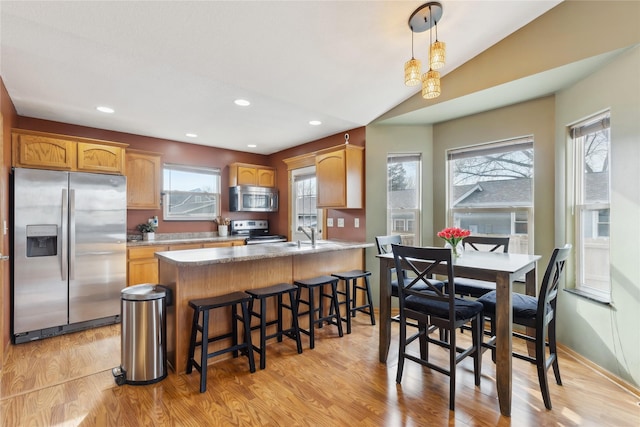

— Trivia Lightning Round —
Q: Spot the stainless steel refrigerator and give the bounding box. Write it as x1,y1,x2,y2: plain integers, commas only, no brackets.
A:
12,167,127,343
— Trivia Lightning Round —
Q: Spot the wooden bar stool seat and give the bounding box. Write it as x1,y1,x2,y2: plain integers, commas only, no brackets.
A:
294,275,344,349
186,291,256,393
245,283,303,369
331,269,376,334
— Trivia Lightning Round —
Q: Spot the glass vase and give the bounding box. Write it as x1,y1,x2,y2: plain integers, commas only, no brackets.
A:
444,241,464,258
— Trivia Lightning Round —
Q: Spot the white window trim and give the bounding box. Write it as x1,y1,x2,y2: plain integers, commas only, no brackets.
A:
570,111,611,303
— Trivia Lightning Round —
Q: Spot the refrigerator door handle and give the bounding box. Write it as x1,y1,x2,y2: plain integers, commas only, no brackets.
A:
61,189,68,280
69,189,76,280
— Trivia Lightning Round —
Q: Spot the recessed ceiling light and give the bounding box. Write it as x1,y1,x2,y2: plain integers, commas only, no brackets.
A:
185,133,198,138
96,106,114,114
234,99,251,107
309,120,322,126
247,144,257,148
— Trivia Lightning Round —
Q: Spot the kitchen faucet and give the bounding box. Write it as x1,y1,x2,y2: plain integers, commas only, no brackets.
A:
297,226,320,247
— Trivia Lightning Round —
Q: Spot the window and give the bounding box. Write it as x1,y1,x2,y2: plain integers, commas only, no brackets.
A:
571,111,611,301
291,166,323,240
387,154,421,246
162,164,221,221
447,137,534,254
294,172,317,229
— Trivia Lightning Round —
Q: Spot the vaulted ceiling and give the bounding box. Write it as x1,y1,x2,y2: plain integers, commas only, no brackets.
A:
1,1,562,154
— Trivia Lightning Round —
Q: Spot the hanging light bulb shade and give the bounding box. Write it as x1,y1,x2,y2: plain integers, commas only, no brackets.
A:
422,69,441,99
404,57,422,86
430,40,446,70
405,27,422,86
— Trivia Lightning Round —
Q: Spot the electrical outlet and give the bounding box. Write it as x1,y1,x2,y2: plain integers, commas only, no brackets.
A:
327,218,334,227
337,218,345,228
354,218,359,228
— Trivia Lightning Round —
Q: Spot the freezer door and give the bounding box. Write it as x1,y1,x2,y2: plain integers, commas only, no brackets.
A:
13,168,69,334
69,173,126,324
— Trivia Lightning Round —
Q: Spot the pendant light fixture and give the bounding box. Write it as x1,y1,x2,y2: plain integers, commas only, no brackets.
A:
406,2,445,99
404,30,422,86
429,17,446,70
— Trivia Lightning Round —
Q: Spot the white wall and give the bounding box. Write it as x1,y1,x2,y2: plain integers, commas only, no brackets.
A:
555,45,640,387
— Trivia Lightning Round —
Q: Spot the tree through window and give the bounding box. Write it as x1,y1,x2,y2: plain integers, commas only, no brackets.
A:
447,137,534,254
387,154,421,246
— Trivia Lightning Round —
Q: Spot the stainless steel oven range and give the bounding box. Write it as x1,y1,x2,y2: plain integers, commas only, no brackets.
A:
230,219,287,245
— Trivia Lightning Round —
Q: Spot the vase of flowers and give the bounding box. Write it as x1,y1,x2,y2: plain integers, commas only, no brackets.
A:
137,222,158,241
437,227,471,258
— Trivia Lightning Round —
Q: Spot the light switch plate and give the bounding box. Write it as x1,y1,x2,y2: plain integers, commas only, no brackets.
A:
354,218,359,228
327,218,334,227
337,218,344,227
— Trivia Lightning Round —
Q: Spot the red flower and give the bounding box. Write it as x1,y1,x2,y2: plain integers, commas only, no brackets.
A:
437,227,471,247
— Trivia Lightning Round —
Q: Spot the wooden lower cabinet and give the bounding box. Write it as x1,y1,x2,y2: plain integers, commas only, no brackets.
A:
127,246,168,287
127,240,245,286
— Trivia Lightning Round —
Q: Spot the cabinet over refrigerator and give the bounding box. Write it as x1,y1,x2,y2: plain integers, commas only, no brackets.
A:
12,168,127,343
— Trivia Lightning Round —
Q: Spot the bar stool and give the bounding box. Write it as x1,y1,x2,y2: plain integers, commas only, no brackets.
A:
331,269,376,334
245,283,303,370
186,291,256,393
294,275,344,349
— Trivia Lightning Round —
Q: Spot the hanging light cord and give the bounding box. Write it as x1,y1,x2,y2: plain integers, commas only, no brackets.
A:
410,26,417,59
428,5,433,70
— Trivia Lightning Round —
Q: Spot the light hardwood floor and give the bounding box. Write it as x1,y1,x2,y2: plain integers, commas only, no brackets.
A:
1,314,639,426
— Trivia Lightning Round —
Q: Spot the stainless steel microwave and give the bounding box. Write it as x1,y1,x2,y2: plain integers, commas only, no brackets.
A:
229,186,278,212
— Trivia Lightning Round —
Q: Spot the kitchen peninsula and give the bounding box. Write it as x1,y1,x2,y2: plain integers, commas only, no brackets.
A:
156,241,373,373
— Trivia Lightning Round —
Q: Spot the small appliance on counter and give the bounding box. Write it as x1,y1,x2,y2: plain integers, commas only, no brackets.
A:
230,220,287,245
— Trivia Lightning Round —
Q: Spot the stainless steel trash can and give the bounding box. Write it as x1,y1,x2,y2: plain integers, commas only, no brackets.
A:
118,284,167,385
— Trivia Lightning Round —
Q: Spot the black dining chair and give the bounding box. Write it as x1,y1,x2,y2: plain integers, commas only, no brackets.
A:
375,235,444,328
444,236,510,299
477,244,572,410
391,244,483,411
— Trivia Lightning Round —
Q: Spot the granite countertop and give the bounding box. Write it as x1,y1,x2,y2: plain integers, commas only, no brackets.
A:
127,232,245,247
154,240,374,267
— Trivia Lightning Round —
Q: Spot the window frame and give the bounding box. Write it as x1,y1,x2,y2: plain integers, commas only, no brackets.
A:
387,153,422,247
571,111,611,302
162,163,221,221
446,137,534,255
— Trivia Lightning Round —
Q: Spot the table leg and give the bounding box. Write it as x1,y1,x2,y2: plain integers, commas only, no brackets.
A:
495,272,513,417
378,258,392,363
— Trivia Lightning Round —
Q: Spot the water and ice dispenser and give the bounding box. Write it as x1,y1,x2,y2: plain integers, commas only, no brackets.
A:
26,225,58,257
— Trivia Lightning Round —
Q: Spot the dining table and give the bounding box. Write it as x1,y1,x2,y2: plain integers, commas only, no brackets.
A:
377,250,541,417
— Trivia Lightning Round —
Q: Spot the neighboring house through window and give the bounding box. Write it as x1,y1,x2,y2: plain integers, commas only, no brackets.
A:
387,154,421,246
162,164,221,220
447,137,534,254
571,111,611,302
291,166,322,240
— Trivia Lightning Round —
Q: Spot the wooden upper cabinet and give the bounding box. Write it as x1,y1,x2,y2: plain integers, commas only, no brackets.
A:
77,142,125,174
315,145,364,209
12,131,75,170
229,162,276,187
126,149,162,210
12,129,127,174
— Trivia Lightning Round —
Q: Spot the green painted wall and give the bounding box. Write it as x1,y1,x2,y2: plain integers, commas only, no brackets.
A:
555,45,640,387
365,125,433,305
